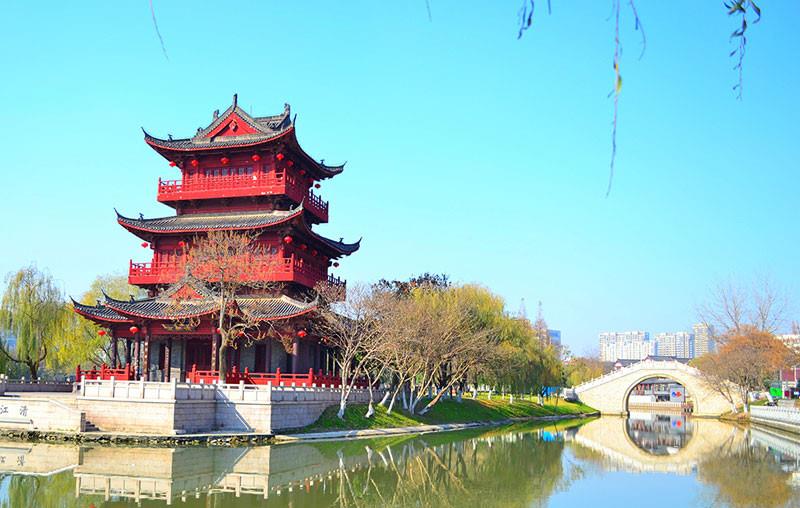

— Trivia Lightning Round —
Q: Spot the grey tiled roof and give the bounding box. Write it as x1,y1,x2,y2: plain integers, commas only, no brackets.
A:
117,204,360,257
143,99,344,178
78,294,316,322
237,295,317,320
72,300,132,323
116,205,302,233
143,102,293,151
103,293,219,319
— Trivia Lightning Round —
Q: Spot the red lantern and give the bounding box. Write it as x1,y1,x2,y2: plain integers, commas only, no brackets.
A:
276,153,285,161
251,154,261,162
298,169,305,176
169,161,177,167
333,262,340,268
141,242,149,248
314,183,321,189
283,235,293,244
300,244,308,251
311,249,318,256
178,240,185,248
129,326,139,334
297,330,308,338
216,327,222,334
190,159,199,168
97,330,107,336
220,157,230,165
286,160,294,167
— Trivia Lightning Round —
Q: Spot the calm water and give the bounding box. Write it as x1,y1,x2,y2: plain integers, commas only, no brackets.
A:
1,414,799,507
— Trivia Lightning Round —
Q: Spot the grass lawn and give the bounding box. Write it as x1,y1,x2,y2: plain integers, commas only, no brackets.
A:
303,396,596,432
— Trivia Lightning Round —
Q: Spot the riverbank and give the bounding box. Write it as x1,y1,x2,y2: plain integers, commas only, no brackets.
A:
0,397,596,446
299,397,596,433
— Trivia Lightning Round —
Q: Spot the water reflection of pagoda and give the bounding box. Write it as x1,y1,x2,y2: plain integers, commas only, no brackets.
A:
0,423,579,506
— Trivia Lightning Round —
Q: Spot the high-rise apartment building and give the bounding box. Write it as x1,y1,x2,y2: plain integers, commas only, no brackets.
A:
692,323,715,357
599,331,653,362
654,332,694,358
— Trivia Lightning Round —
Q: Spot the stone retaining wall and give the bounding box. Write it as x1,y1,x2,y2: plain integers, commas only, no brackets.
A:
0,397,84,432
73,379,376,434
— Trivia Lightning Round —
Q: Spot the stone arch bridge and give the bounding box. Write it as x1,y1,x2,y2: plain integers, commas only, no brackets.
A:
573,359,740,417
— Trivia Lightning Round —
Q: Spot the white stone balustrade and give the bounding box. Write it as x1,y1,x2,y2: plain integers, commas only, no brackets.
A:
750,405,800,427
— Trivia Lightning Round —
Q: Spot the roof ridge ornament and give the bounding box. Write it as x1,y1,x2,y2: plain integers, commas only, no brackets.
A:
233,93,238,108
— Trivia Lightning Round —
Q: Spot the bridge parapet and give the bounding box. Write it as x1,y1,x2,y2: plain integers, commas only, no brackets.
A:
574,359,700,393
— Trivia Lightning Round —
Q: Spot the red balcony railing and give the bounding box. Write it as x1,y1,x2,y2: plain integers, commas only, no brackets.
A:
129,256,344,291
186,365,368,388
157,173,328,222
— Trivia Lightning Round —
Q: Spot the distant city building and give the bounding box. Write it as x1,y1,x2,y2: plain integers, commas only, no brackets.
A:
777,334,800,354
654,332,694,358
547,329,562,347
599,331,653,362
692,323,715,357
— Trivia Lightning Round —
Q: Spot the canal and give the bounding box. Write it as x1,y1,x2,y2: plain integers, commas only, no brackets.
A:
1,414,798,507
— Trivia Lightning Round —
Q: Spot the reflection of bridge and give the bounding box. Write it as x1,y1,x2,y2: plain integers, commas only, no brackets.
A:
571,416,743,474
573,359,740,417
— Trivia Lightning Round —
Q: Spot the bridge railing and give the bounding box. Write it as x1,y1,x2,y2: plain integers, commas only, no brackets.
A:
574,359,701,393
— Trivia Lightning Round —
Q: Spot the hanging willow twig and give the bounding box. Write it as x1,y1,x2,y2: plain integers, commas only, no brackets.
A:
518,1,644,197
726,0,761,100
149,0,169,61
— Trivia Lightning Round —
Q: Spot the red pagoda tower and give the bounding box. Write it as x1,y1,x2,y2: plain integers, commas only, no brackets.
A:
73,96,360,383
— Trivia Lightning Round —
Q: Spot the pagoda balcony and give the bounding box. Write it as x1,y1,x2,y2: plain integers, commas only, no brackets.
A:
157,174,329,222
129,257,344,291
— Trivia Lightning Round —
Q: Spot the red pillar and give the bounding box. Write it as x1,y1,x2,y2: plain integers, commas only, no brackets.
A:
211,333,219,372
291,337,300,373
110,336,118,368
142,337,150,381
125,339,132,367
133,339,141,379
164,338,172,381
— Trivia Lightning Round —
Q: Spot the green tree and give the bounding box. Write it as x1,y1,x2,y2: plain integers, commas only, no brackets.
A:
0,266,67,379
564,357,604,387
55,273,145,372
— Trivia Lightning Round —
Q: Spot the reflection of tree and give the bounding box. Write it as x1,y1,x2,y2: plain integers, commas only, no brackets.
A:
0,473,89,508
328,424,569,508
697,435,793,508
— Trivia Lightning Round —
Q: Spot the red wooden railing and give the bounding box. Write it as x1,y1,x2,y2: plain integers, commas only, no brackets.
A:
76,363,133,381
157,173,328,222
129,255,345,291
186,365,367,388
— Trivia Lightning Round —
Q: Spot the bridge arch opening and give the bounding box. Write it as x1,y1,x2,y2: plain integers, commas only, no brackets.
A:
624,375,695,456
624,375,695,415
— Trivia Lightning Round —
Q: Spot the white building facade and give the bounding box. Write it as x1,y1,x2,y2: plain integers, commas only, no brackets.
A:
654,331,694,358
599,331,654,362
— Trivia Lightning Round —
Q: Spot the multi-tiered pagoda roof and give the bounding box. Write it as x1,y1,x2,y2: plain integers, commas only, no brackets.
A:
73,97,359,380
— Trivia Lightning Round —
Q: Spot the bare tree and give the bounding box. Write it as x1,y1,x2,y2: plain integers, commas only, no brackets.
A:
698,276,790,341
315,282,389,419
185,230,274,381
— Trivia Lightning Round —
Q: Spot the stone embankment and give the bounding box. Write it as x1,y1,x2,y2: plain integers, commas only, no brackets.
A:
0,411,598,446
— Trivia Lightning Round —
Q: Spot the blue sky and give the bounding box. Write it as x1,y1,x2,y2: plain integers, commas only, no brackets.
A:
0,1,797,354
